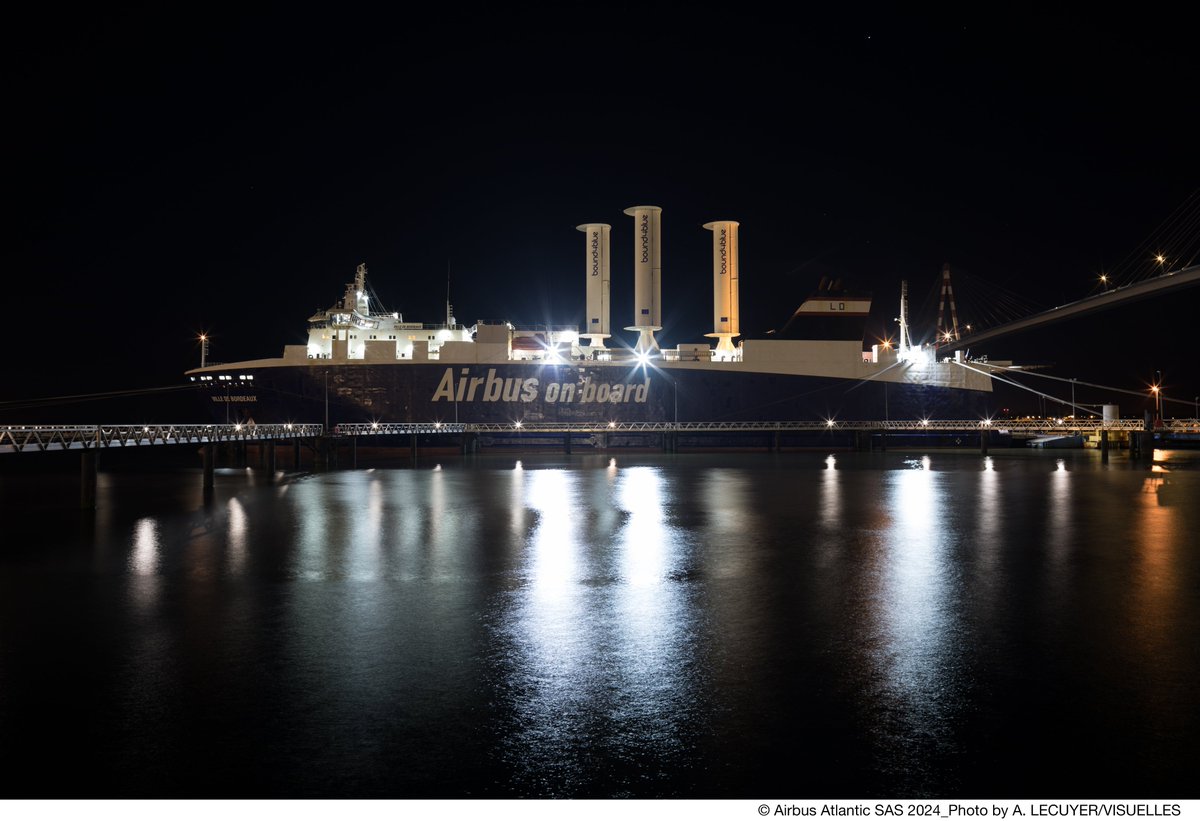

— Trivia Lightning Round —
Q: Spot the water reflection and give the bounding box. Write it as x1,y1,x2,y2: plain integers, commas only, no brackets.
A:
862,462,965,751
526,469,581,598
616,467,669,588
820,454,840,528
9,452,1192,797
1047,456,1073,579
226,497,247,575
700,469,753,579
976,456,1000,575
131,518,159,576
128,517,161,613
293,481,331,581
510,460,528,537
498,464,700,794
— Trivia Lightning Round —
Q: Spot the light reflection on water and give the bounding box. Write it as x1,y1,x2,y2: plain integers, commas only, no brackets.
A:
495,464,701,796
226,496,247,575
869,461,962,736
1,450,1198,798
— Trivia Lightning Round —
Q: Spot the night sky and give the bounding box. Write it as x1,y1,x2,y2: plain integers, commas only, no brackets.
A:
7,7,1197,420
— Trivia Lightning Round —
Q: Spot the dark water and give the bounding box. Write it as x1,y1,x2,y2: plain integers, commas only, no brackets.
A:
1,449,1198,799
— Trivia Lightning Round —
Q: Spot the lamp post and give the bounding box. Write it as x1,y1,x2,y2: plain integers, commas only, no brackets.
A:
199,333,208,368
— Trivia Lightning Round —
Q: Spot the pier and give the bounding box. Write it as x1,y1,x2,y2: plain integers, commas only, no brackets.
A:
331,418,1195,435
331,418,1197,455
5,418,1195,508
1,423,323,507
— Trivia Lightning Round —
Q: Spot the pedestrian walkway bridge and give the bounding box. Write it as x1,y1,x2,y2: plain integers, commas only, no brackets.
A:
333,418,1199,436
0,423,323,454
5,418,1197,456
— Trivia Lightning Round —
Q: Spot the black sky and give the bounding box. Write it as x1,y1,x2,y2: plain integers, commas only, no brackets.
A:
6,6,1198,419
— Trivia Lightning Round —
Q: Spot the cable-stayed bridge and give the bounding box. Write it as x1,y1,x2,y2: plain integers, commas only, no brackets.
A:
942,264,1200,352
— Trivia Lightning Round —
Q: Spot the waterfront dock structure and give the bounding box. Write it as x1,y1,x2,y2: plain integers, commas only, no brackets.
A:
330,417,1198,456
4,418,1196,507
1,423,323,507
5,418,1197,457
0,423,323,454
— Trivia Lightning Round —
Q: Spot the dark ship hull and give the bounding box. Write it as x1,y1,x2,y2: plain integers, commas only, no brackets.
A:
197,362,992,427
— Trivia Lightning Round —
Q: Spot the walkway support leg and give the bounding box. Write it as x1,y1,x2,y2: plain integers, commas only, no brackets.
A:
80,449,97,510
980,429,989,455
203,442,215,490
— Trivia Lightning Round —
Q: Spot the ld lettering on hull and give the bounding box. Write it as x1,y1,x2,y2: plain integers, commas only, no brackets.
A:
431,368,650,404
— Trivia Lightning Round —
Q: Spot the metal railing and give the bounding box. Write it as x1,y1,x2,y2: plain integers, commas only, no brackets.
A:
334,419,1200,436
1,423,324,454
6,418,1194,453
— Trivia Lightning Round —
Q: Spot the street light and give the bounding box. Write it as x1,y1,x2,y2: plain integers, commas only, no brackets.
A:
199,333,209,368
1150,384,1162,420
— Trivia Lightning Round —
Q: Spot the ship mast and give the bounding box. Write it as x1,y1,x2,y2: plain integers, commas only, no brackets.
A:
347,262,370,315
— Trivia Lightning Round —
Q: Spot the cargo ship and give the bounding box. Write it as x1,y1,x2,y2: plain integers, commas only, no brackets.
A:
186,206,1002,430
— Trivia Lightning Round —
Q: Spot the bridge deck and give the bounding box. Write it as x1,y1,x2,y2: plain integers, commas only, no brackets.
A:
333,419,1199,436
5,419,1196,454
0,423,323,454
